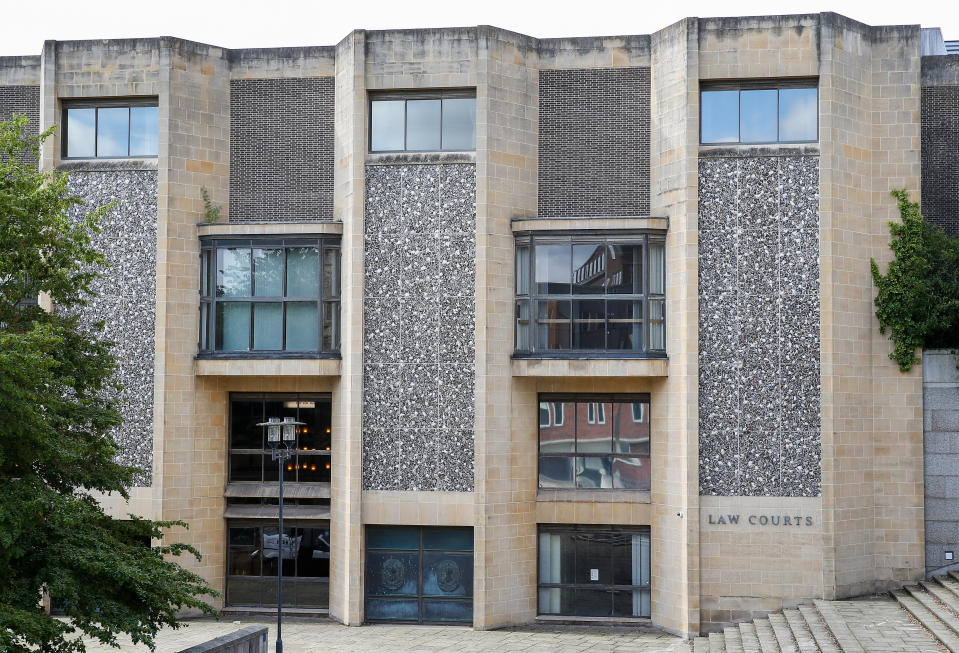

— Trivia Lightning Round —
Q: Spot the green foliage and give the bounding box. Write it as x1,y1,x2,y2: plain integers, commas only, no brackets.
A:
871,189,959,371
200,187,220,223
0,115,216,652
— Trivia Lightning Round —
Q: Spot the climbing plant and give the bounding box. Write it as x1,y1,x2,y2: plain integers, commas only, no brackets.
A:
871,190,959,372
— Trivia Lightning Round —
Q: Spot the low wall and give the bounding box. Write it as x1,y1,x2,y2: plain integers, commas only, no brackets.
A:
177,626,268,653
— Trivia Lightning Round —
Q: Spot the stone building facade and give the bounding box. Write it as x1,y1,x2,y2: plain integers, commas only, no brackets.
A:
0,11,955,636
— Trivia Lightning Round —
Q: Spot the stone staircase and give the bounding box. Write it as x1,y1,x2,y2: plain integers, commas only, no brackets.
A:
692,572,959,652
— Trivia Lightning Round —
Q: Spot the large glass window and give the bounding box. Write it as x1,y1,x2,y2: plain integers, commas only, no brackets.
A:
365,526,473,624
539,394,650,491
538,526,650,618
515,235,665,355
229,394,331,484
227,522,330,608
199,237,340,355
700,83,818,144
370,92,476,152
63,101,159,158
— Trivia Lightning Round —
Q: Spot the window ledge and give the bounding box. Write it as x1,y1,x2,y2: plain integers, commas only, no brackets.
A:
197,221,343,235
366,151,476,166
511,357,667,377
195,357,341,376
537,489,651,503
698,143,820,158
511,216,668,233
57,158,158,172
535,615,653,626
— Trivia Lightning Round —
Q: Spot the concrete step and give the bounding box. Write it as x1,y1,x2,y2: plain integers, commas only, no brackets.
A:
921,579,959,622
782,608,819,653
739,622,762,653
767,613,798,653
724,626,745,653
753,618,781,653
904,585,959,647
935,574,959,606
797,604,841,653
950,570,959,585
709,630,727,652
894,589,959,653
813,600,865,653
694,636,710,653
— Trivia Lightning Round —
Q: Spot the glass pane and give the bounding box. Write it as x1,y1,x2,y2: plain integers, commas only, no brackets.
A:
572,244,606,294
365,552,418,596
228,578,265,607
423,529,473,551
536,299,570,350
96,107,129,157
129,106,158,156
230,453,261,482
297,400,332,451
253,303,282,350
577,401,613,453
371,100,405,151
575,456,613,488
217,248,252,297
571,589,613,616
66,108,96,157
406,99,441,150
539,587,561,614
515,300,530,350
575,531,613,584
200,249,210,296
322,301,339,351
286,302,318,351
230,398,263,449
572,299,606,350
199,302,209,351
616,402,649,454
295,453,331,482
779,87,818,141
611,532,635,586
230,526,257,547
607,244,642,294
539,401,575,453
648,243,665,295
253,248,283,297
287,247,319,297
367,527,420,550
606,300,643,351
296,528,331,578
539,456,575,488
701,90,739,143
535,244,571,294
422,600,472,622
216,302,251,351
262,527,298,578
229,545,260,576
648,299,665,351
423,552,472,596
366,598,419,621
740,89,778,143
322,247,340,298
612,456,650,490
288,579,329,608
515,246,529,295
441,98,476,150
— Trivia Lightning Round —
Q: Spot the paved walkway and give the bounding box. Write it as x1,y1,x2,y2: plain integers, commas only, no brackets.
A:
79,619,691,652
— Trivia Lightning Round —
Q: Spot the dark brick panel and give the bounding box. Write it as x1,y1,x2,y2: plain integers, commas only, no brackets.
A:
538,68,650,217
922,86,959,235
230,77,334,222
0,85,40,164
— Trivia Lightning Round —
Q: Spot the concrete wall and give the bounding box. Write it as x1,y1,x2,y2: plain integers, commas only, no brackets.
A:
925,350,959,576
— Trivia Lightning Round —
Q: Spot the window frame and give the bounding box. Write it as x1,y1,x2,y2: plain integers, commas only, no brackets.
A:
514,232,667,358
61,97,159,159
198,235,341,358
699,78,819,145
368,89,477,153
537,393,651,492
227,393,332,485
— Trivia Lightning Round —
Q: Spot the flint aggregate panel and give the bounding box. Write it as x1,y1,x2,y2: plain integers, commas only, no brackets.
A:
0,85,40,163
921,86,959,235
698,155,821,497
538,68,650,218
362,164,475,491
67,170,158,485
230,77,334,222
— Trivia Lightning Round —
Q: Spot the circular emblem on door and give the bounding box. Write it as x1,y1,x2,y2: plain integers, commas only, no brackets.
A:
381,557,405,591
435,559,461,593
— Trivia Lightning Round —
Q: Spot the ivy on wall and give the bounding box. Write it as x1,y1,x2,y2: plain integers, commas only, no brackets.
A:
871,190,959,371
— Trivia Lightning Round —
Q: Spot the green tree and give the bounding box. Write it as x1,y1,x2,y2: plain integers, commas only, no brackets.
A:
871,189,959,371
0,114,216,652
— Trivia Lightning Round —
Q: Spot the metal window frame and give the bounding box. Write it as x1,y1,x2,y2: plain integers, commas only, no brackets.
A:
514,232,667,357
699,78,819,145
61,97,159,159
199,236,341,357
537,393,651,492
369,89,477,153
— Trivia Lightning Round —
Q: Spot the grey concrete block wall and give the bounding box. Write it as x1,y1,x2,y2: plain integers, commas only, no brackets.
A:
925,349,959,576
538,67,650,217
230,77,334,222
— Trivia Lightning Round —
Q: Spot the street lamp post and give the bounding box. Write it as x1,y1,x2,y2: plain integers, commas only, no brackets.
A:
257,415,304,653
